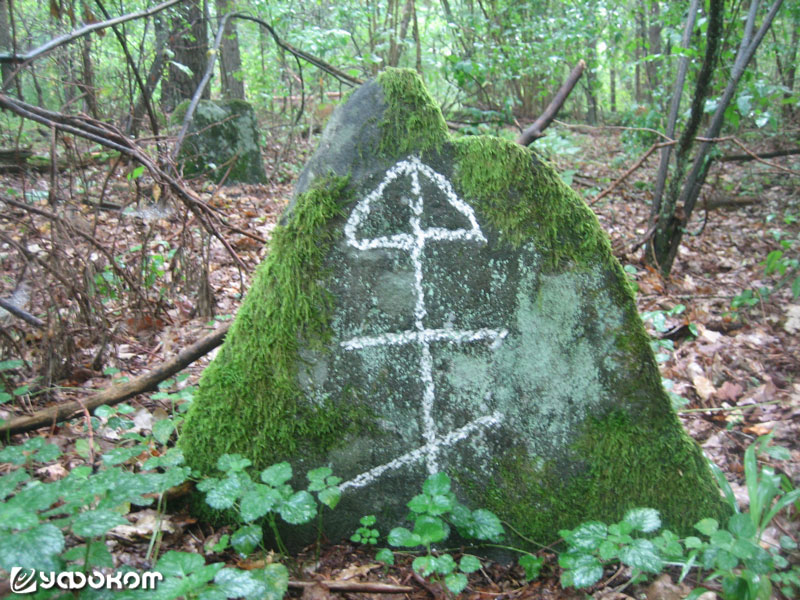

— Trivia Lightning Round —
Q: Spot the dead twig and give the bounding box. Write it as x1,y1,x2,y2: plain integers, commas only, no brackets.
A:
287,580,414,593
0,324,229,437
590,140,676,205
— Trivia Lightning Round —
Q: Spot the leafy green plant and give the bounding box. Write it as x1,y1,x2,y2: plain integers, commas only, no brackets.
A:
381,472,504,594
197,456,339,557
351,514,380,545
558,508,664,589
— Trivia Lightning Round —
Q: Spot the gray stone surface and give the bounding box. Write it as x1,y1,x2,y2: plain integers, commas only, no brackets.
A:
174,99,266,184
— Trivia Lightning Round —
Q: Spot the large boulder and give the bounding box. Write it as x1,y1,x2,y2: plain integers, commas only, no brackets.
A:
180,69,726,546
173,99,266,184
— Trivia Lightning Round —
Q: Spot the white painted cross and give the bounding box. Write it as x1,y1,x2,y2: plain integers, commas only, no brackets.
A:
339,156,508,492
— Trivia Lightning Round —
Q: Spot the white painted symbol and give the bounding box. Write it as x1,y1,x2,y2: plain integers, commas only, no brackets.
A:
339,156,508,491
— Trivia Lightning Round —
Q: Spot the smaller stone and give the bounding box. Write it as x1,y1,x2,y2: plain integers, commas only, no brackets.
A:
173,99,267,184
783,304,800,334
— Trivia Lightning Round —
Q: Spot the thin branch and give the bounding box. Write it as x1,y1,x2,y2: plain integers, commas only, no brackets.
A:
0,297,44,328
517,60,585,146
287,580,414,594
719,147,800,162
0,0,182,65
590,141,676,204
0,324,229,437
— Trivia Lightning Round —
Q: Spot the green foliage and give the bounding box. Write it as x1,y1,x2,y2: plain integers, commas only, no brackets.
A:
351,514,379,545
384,472,503,594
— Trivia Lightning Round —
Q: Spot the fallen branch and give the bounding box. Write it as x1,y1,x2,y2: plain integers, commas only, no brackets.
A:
0,324,229,437
287,580,414,594
517,60,585,146
0,297,43,328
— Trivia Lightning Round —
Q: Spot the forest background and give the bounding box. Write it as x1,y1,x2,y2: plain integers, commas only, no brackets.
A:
0,0,799,599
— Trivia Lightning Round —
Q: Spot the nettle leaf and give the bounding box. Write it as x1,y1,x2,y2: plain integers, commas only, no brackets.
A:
623,508,661,533
459,554,481,573
102,445,146,466
63,541,114,568
72,509,127,538
0,523,65,571
307,466,332,486
422,472,451,496
445,572,468,594
619,539,663,573
413,515,448,545
279,490,316,524
157,550,217,578
564,521,607,551
375,548,395,565
469,509,504,541
318,486,341,510
598,539,618,560
239,485,281,522
0,502,39,530
261,462,292,487
217,454,252,473
231,524,263,556
387,526,421,547
429,493,454,515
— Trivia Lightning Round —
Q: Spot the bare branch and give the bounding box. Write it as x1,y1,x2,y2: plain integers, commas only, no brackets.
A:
517,60,585,146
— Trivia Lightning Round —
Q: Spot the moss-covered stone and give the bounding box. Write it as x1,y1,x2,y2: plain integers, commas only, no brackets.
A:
173,98,267,184
180,68,727,549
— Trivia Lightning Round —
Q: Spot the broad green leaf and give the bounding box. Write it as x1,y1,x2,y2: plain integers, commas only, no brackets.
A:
102,445,146,466
62,541,113,568
564,521,607,551
215,568,266,599
279,490,316,524
318,486,341,510
72,509,128,537
561,554,603,589
204,475,243,510
422,472,451,496
460,554,481,573
469,508,504,541
251,563,289,600
445,572,468,594
623,508,661,533
240,484,281,522
598,539,618,560
0,468,30,500
387,527,421,548
434,553,456,575
307,466,332,484
619,539,662,573
695,518,719,536
413,515,448,545
261,462,292,486
0,523,64,571
715,549,739,570
152,419,175,445
711,529,734,547
728,513,756,539
407,493,432,514
231,524,262,556
375,548,395,564
412,555,436,576
217,454,252,473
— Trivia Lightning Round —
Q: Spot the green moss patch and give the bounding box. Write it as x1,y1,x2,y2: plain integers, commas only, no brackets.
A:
180,176,361,475
473,410,729,545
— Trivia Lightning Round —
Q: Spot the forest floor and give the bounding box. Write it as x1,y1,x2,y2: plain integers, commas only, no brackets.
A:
0,124,798,599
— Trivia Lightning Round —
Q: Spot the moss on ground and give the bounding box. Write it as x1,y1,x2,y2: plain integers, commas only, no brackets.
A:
180,176,363,475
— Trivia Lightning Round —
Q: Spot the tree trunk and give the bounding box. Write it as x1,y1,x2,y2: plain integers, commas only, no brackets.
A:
645,1,661,101
127,15,169,136
161,0,208,113
79,35,98,118
0,0,14,87
215,0,245,100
